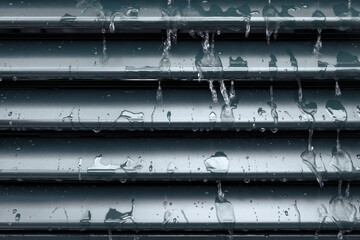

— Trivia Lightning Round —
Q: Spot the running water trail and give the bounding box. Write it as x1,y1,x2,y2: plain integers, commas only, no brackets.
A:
215,181,235,223
336,129,340,152
229,81,235,100
313,29,322,56
245,19,251,38
263,0,279,44
195,31,223,104
158,28,177,101
296,78,303,103
301,129,324,187
198,31,210,82
335,79,342,96
219,80,230,107
160,29,176,73
101,28,108,64
209,80,218,103
348,0,352,11
331,129,354,172
156,81,163,103
108,230,112,240
267,78,278,133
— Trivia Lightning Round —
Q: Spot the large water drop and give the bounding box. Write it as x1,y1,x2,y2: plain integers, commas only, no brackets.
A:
204,152,229,173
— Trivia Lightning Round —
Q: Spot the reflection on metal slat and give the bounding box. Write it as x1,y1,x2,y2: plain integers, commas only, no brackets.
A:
0,89,357,131
1,234,360,240
0,40,359,80
0,137,359,182
0,0,359,30
0,184,358,231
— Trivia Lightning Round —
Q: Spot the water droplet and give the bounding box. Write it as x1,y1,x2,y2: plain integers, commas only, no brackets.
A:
115,110,144,123
209,111,217,122
335,80,342,96
329,183,357,229
87,154,118,173
109,21,115,33
337,231,344,240
331,146,353,172
204,152,229,173
167,111,171,122
15,213,20,222
80,210,91,223
149,161,153,172
167,162,176,173
325,100,347,123
257,108,266,116
77,157,82,181
121,157,144,173
104,199,135,224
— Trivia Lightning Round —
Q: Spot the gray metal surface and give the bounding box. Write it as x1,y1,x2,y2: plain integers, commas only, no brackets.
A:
1,234,360,240
0,136,359,182
0,183,358,231
0,88,357,131
0,0,359,238
0,39,359,80
0,0,358,31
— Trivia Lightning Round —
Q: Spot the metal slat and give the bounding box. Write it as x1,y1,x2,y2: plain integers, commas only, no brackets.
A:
0,88,358,131
1,39,360,80
0,183,359,231
0,136,359,182
1,234,360,240
0,0,358,31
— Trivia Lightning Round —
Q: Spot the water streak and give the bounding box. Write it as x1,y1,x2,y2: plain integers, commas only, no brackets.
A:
313,29,322,56
156,81,163,103
101,28,108,64
267,78,278,132
215,182,235,223
301,130,324,187
331,130,354,172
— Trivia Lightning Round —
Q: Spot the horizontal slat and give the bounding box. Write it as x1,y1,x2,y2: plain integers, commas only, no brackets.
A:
1,234,360,240
0,0,358,31
0,39,359,80
0,88,358,131
0,183,358,231
0,137,359,182
0,39,360,81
